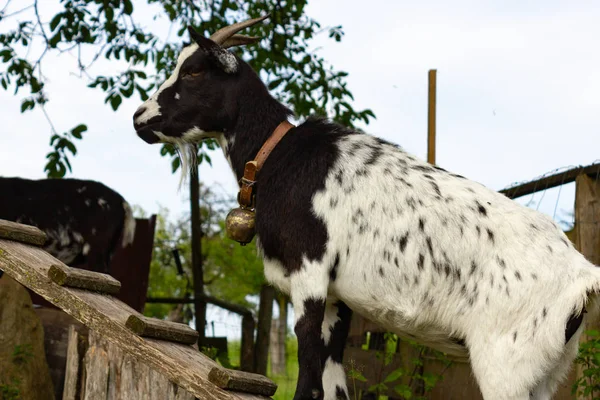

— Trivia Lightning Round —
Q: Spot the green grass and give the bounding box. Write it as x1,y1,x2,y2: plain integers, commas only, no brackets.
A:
226,337,299,399
269,337,298,400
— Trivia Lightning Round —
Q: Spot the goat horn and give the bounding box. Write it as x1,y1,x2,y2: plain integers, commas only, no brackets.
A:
221,34,261,49
209,14,270,46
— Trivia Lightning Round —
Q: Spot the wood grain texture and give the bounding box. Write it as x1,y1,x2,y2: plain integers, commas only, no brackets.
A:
126,314,198,345
49,264,121,294
0,238,272,400
62,325,80,400
209,367,277,396
0,218,46,246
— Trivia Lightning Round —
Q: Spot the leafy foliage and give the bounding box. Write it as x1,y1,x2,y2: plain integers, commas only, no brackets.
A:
143,184,264,322
347,334,450,400
572,330,600,400
0,0,375,177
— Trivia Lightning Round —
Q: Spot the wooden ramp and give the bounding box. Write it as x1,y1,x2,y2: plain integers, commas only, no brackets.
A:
0,219,275,400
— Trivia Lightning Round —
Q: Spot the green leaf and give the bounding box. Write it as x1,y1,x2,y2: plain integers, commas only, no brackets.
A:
171,156,180,173
109,94,122,110
384,368,404,383
64,140,77,155
105,5,114,22
49,14,62,31
394,384,413,399
123,0,133,15
70,124,87,139
20,99,34,112
49,32,61,48
268,78,283,90
0,49,13,62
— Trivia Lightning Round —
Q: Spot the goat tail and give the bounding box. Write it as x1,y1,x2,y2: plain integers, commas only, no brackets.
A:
121,201,136,247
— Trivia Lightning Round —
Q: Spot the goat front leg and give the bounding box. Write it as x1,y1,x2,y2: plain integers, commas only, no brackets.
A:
322,299,352,400
291,264,329,400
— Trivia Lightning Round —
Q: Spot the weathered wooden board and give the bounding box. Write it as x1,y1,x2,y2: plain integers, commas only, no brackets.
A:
88,330,195,400
209,367,278,396
0,238,273,400
0,218,46,246
49,263,121,294
126,314,199,345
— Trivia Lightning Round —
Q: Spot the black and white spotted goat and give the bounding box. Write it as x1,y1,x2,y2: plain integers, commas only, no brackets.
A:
0,177,135,273
133,16,600,400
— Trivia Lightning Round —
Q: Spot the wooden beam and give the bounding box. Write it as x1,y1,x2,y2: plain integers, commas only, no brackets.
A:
48,264,121,295
209,367,277,397
0,218,46,246
499,164,600,199
0,238,272,400
125,315,199,345
146,295,253,317
427,69,437,165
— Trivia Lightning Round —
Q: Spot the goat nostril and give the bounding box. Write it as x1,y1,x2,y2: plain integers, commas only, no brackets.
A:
133,106,147,121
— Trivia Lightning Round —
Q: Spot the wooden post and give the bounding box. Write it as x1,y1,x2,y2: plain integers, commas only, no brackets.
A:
253,284,275,375
575,174,600,265
574,174,600,396
574,174,600,328
190,161,207,344
240,314,256,372
427,69,437,165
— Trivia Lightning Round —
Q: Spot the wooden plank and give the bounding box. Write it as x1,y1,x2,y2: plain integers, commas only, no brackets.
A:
0,218,46,246
499,163,600,199
0,238,271,400
49,264,121,294
62,325,80,400
126,314,199,345
209,367,277,396
82,339,109,400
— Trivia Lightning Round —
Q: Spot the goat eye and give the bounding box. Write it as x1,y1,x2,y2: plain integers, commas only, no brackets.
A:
182,71,203,80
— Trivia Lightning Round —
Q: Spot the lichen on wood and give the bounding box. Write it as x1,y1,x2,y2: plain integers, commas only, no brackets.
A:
0,219,47,246
48,264,121,294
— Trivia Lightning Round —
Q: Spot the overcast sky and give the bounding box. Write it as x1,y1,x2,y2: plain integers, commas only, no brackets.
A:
1,0,599,335
2,0,599,223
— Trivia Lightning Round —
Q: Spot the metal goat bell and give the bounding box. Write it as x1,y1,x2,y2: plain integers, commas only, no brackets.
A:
225,207,256,245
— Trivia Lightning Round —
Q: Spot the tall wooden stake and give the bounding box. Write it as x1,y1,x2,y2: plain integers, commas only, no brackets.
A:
190,160,206,344
427,69,437,165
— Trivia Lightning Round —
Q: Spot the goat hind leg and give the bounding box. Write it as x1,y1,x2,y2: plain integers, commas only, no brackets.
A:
531,322,585,400
322,299,352,400
291,262,330,400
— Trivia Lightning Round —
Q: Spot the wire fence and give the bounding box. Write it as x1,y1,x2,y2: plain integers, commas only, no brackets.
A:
499,161,600,229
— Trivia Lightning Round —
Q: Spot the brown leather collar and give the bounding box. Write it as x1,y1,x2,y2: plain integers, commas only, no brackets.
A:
238,120,295,208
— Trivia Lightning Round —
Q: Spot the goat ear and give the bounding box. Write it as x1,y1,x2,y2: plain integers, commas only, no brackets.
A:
187,26,204,43
211,49,239,74
189,30,239,74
